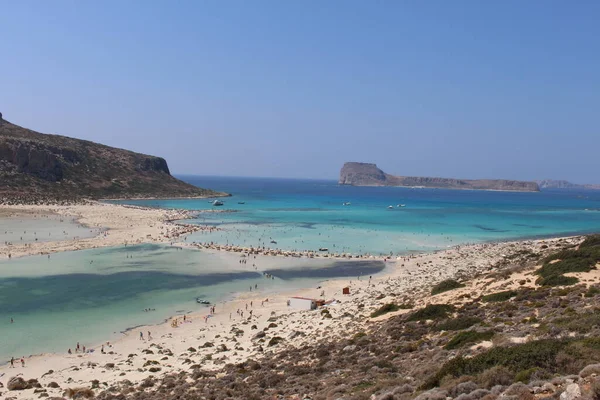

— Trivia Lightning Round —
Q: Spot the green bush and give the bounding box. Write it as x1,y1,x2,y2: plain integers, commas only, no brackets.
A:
431,279,465,295
421,338,571,389
406,304,455,322
579,234,600,249
482,290,518,302
536,275,579,287
585,286,600,298
535,235,600,287
434,317,482,332
514,367,539,383
479,365,514,388
554,310,600,334
444,330,494,350
370,303,400,318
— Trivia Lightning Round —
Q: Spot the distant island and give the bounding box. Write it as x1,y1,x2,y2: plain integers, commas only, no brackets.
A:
339,162,540,192
0,112,227,202
536,179,600,190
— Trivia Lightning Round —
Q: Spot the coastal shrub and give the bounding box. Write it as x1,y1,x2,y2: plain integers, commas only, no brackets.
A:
434,317,482,332
407,304,455,322
371,303,400,318
592,380,600,400
482,290,518,303
554,310,600,334
479,366,514,388
444,330,494,350
534,235,600,287
539,240,600,277
427,337,600,387
421,339,572,389
431,279,465,295
580,234,600,249
585,286,600,297
514,367,539,383
536,275,579,287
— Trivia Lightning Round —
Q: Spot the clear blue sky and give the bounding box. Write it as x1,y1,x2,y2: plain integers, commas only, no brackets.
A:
1,1,599,183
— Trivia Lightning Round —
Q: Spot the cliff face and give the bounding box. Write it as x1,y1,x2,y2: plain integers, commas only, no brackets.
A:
339,162,387,186
0,113,227,202
339,162,540,192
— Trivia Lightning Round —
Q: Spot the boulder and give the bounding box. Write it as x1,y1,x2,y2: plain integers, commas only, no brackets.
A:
7,377,29,390
559,383,581,400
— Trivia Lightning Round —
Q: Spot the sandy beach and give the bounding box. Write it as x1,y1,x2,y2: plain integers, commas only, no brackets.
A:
0,202,585,398
0,203,201,260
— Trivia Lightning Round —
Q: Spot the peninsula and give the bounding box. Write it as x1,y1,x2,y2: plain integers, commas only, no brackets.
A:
536,179,600,190
0,112,227,202
339,162,540,192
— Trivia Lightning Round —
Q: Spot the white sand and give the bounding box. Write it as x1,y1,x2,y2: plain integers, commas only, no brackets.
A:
0,203,200,260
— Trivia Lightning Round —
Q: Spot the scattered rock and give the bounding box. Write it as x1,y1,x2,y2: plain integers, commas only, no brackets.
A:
268,336,284,347
252,331,266,340
559,383,581,400
7,377,28,391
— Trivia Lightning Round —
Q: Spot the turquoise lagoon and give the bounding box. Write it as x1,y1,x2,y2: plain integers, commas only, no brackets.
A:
2,176,600,361
0,243,385,361
115,176,600,255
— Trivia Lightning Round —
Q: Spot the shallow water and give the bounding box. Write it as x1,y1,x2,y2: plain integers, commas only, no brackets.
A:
111,176,600,255
0,214,98,246
0,244,385,360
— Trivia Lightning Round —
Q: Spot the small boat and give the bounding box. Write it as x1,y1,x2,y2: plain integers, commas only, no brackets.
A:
319,247,329,251
397,204,406,208
238,202,245,204
270,240,277,244
388,205,394,209
212,200,224,206
342,202,351,206
196,298,210,305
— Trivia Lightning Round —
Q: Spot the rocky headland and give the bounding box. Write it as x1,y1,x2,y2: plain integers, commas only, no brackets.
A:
0,112,227,202
340,162,540,192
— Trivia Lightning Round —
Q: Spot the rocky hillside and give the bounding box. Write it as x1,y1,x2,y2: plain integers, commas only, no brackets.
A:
0,112,227,202
340,162,540,192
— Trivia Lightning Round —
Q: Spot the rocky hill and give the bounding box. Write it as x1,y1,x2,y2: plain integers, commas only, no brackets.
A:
340,162,540,192
0,112,227,202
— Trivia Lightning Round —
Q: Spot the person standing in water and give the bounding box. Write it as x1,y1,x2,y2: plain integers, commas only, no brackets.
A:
10,356,14,368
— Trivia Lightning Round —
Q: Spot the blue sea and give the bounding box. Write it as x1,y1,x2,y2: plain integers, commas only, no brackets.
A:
1,176,600,361
119,176,600,255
